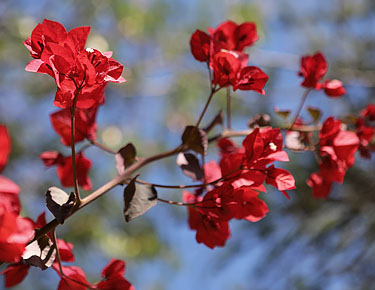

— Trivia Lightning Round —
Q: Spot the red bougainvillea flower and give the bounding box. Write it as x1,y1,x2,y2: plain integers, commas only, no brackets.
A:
190,20,258,63
25,19,125,109
0,125,11,172
321,79,346,97
361,104,375,121
0,176,21,215
307,117,359,198
299,52,327,88
307,172,333,199
190,30,211,62
212,51,242,87
211,20,258,52
190,20,268,94
0,126,21,214
57,265,90,290
211,50,268,93
1,262,30,288
355,104,375,159
183,191,230,249
218,128,294,197
0,205,34,263
298,51,345,97
227,186,269,222
232,66,269,94
50,107,98,146
95,259,135,290
41,151,92,190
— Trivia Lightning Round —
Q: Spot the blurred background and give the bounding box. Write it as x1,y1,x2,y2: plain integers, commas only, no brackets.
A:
0,0,374,289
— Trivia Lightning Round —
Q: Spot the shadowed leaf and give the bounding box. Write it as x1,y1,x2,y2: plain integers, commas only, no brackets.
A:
22,235,56,270
176,153,204,181
182,126,208,155
46,187,76,224
116,143,137,175
124,176,158,222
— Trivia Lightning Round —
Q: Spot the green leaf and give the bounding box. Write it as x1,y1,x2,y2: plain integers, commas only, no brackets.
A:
181,126,208,155
124,176,158,222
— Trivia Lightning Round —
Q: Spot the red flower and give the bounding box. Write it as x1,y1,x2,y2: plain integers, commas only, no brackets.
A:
299,52,327,88
307,117,360,198
190,20,258,63
0,125,11,172
307,172,333,199
57,239,75,262
298,52,346,98
228,186,269,222
40,151,64,166
190,30,211,62
0,206,34,263
233,66,269,94
212,51,242,87
361,104,375,121
265,165,296,199
355,105,375,159
211,20,258,52
322,79,346,97
41,151,92,190
50,107,98,146
0,176,20,214
183,191,230,249
95,259,135,290
1,262,30,288
25,19,125,109
57,266,89,290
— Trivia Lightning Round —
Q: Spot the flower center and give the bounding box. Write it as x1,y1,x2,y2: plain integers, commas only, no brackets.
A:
269,142,277,151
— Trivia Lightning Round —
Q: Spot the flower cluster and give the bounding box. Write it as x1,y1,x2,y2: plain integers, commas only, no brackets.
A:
298,52,346,97
190,20,268,93
184,128,295,248
24,19,125,191
307,117,359,198
24,19,125,109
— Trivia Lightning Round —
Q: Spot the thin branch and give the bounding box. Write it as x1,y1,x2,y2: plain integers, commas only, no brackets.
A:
226,87,232,130
31,144,186,242
195,87,219,128
70,82,82,204
158,198,194,206
289,88,312,130
52,229,63,276
90,140,117,154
